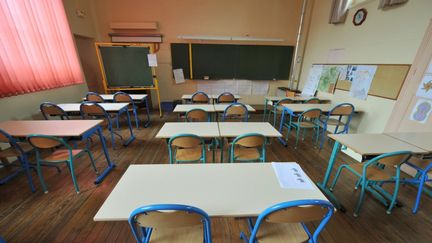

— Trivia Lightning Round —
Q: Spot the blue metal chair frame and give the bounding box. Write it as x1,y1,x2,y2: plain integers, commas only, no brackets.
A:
27,134,98,193
0,129,35,192
229,133,266,163
240,199,334,243
216,92,236,103
319,103,355,149
280,108,322,148
191,91,210,104
168,134,207,164
329,151,412,217
128,204,212,243
269,98,294,126
114,92,141,129
222,103,249,122
40,102,70,120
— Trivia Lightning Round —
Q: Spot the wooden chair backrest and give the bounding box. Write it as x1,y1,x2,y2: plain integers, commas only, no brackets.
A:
277,98,294,106
192,93,209,103
266,205,327,223
218,93,235,103
81,104,105,116
172,136,202,148
236,135,265,148
136,211,203,228
304,98,320,104
0,132,9,143
87,94,104,103
27,136,62,149
331,105,354,116
41,104,65,116
376,153,411,167
302,109,321,119
114,93,132,103
226,105,247,116
186,109,208,122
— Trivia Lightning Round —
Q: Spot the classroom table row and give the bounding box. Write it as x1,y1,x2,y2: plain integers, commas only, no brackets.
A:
181,93,241,103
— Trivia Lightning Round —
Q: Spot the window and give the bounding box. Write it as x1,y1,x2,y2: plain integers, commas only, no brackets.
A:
0,0,84,98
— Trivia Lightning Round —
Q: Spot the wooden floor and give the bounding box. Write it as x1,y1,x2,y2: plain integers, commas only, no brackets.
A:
1,112,432,242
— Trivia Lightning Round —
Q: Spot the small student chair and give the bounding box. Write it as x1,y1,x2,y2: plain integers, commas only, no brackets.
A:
0,129,35,192
191,91,210,104
329,151,412,217
319,103,355,149
282,108,322,149
114,92,140,129
168,134,206,164
303,97,320,104
229,133,266,163
86,92,104,103
128,204,212,243
185,108,210,122
398,157,432,214
27,134,98,194
40,102,70,120
222,103,249,122
240,199,334,243
217,92,236,103
268,98,294,126
80,102,123,149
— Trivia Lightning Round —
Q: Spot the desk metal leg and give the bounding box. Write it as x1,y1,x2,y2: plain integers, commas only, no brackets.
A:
94,126,116,184
143,97,151,128
220,138,224,163
277,108,288,146
123,109,136,146
263,98,268,122
316,141,345,211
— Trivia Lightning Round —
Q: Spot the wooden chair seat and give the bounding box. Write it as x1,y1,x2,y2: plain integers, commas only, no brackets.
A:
42,149,83,162
297,121,316,128
254,222,309,242
234,147,260,161
176,148,202,161
0,143,33,158
145,225,203,242
350,164,392,181
407,157,432,170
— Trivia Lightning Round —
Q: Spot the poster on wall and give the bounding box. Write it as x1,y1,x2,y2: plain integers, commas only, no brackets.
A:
415,74,432,100
317,66,340,93
346,65,358,82
301,65,323,96
410,99,432,124
349,65,377,100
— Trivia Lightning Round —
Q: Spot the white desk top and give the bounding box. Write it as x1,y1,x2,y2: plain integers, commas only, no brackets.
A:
328,133,428,156
58,103,129,112
213,104,256,112
155,122,219,138
173,104,216,113
385,132,432,152
83,94,147,101
218,122,282,138
182,94,241,100
94,163,328,221
282,104,335,113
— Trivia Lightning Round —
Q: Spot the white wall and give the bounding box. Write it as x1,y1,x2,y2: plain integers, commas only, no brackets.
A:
299,0,432,133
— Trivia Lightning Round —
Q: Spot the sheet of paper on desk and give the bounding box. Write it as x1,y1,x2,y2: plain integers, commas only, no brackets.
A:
272,162,314,189
147,54,158,67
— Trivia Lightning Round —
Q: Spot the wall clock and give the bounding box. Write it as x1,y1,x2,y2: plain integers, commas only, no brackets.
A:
353,8,367,26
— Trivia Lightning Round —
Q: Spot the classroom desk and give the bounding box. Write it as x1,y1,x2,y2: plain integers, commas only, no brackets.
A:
83,94,151,127
181,94,241,103
0,120,116,184
58,103,136,146
385,132,432,152
173,104,216,113
218,122,282,162
263,96,331,121
317,133,429,211
94,163,328,221
213,104,256,112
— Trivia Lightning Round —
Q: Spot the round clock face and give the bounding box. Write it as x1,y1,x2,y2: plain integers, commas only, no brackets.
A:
353,8,367,26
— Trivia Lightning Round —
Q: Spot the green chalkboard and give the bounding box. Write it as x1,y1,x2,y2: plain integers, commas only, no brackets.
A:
192,44,238,79
170,43,190,78
98,46,154,87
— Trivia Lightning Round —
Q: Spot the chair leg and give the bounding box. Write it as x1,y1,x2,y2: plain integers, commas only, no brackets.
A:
67,161,80,193
329,165,348,191
295,127,300,149
133,108,140,129
36,162,48,193
85,150,99,174
319,125,326,149
354,180,368,217
413,172,428,214
19,157,35,192
387,179,401,214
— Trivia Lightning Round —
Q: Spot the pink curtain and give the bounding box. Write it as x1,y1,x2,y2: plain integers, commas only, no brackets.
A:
0,0,84,98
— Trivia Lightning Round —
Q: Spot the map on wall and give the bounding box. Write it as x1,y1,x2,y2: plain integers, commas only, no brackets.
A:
317,66,339,93
349,65,377,100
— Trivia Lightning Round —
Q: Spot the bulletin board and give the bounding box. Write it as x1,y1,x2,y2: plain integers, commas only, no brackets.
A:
334,64,411,100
